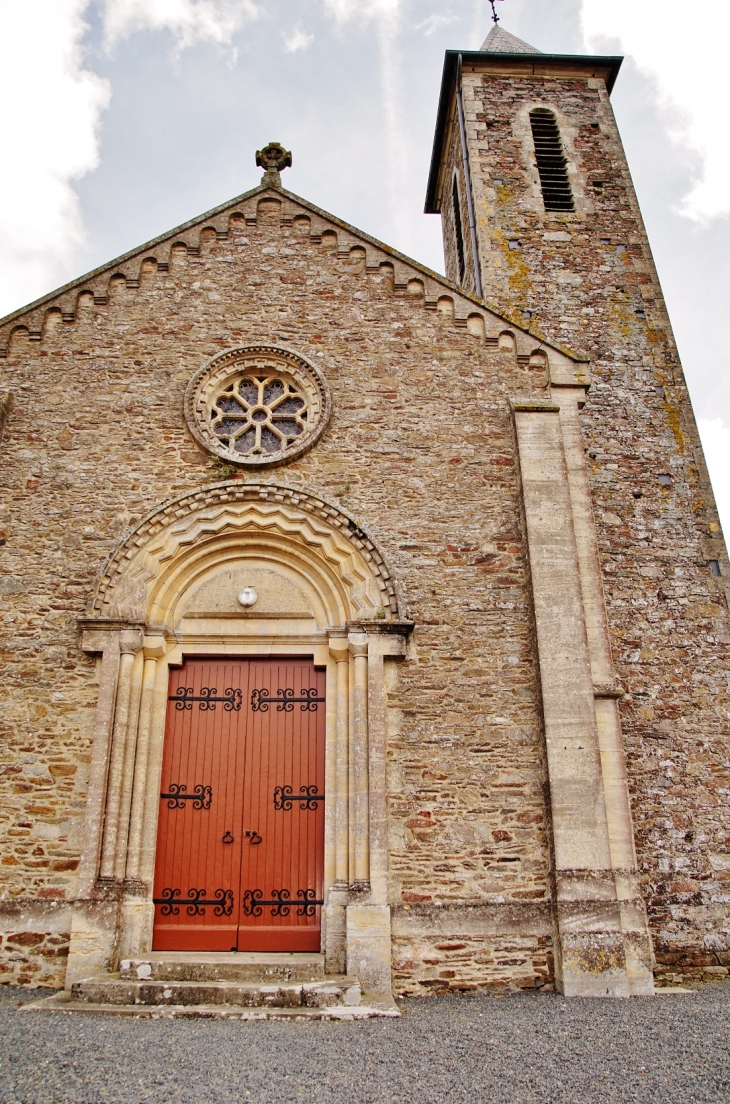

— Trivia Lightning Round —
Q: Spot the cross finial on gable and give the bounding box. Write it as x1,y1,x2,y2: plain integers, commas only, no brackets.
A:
489,0,504,23
256,142,292,188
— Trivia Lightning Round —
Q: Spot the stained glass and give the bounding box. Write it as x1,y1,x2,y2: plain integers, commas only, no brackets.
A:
210,372,308,458
216,396,245,414
277,397,305,414
238,379,259,405
263,380,286,405
214,419,242,437
272,419,302,438
233,428,256,453
260,428,282,453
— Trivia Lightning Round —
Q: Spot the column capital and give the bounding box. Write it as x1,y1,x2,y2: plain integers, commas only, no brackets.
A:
78,618,145,655
119,629,144,655
328,629,349,663
143,635,167,660
348,632,369,657
346,619,414,637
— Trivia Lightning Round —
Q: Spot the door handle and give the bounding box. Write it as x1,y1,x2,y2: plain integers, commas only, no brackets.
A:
221,830,234,844
245,830,262,845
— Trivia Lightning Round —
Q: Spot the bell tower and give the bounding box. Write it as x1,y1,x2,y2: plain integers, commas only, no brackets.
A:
426,25,730,997
425,24,626,314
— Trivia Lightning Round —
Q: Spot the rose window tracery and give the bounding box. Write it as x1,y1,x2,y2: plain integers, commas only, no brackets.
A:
184,346,331,469
212,375,308,457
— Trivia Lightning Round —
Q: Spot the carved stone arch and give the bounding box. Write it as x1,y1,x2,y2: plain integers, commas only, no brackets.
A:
89,480,403,622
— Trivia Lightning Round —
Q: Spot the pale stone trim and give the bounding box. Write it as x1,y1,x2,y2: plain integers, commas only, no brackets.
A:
88,481,402,621
99,646,139,880
553,386,654,995
75,625,143,898
512,395,654,997
125,652,160,883
183,345,332,470
329,636,350,886
349,634,370,887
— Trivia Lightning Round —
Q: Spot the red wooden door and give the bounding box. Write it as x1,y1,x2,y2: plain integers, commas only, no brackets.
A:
152,658,325,953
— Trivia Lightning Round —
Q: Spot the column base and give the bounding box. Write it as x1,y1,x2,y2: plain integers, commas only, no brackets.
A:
324,883,348,975
65,898,120,989
346,903,392,995
117,896,155,962
554,871,655,997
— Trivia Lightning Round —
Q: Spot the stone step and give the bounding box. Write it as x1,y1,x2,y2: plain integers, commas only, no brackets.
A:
71,975,361,1010
119,951,325,984
21,990,400,1020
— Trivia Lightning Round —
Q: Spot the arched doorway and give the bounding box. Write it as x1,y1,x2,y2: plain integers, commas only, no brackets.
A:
67,481,411,994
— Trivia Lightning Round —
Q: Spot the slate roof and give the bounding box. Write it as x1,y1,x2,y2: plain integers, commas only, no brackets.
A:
480,24,541,54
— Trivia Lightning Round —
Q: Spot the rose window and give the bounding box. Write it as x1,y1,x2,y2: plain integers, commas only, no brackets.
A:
184,345,331,469
212,375,308,457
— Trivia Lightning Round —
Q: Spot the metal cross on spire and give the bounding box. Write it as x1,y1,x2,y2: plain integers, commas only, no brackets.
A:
489,0,505,23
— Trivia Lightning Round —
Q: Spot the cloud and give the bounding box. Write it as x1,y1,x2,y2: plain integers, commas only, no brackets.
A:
415,13,457,36
698,419,730,539
322,0,401,26
581,0,730,221
283,28,314,53
0,0,110,318
101,0,259,51
320,0,414,246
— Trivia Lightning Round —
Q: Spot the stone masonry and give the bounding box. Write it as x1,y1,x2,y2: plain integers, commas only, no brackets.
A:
0,189,561,993
429,40,730,985
0,31,728,995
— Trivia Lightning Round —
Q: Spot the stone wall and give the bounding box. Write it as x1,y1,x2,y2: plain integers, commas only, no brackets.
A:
0,189,558,991
439,63,730,983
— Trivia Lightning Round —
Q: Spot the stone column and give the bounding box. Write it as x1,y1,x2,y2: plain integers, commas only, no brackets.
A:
349,633,370,889
76,629,121,898
345,622,410,996
118,637,169,960
325,634,350,974
124,643,165,885
513,401,632,996
67,621,143,987
99,634,143,881
113,651,145,881
137,655,175,894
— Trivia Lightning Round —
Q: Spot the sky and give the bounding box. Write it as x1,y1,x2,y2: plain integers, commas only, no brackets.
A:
0,0,728,533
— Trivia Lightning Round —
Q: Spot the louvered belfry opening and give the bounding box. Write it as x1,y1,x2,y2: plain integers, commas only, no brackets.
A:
452,176,466,283
529,108,575,212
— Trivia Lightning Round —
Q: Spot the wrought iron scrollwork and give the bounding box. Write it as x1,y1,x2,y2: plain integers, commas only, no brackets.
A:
242,888,264,917
295,889,322,917
242,888,323,918
273,785,325,811
153,887,234,917
160,783,213,810
169,686,243,712
250,687,325,713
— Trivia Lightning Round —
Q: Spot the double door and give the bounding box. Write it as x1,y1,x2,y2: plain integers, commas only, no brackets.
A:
152,657,325,952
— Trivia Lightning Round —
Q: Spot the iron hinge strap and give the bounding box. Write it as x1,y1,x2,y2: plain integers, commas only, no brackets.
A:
168,687,243,711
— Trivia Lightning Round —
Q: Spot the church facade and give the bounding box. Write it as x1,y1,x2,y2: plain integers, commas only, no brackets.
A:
1,26,728,1005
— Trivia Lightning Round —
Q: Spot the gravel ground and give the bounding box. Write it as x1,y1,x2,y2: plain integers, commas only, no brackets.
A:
1,983,729,1104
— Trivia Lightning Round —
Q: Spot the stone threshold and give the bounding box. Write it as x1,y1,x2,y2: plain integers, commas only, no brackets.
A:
20,990,400,1020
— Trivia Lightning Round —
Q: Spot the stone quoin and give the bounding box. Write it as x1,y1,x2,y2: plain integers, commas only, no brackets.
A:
0,23,728,1007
